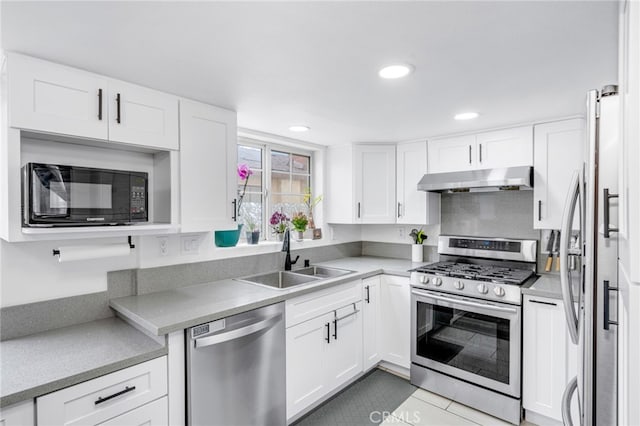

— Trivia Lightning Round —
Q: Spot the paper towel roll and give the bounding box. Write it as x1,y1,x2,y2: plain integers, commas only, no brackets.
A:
55,244,131,263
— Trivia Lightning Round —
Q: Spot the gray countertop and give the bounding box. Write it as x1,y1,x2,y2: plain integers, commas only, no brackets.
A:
110,256,426,336
0,317,166,408
523,272,579,300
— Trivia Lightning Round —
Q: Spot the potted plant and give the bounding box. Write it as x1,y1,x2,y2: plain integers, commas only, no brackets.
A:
269,211,290,241
245,220,260,245
291,212,309,241
214,164,253,247
409,228,427,262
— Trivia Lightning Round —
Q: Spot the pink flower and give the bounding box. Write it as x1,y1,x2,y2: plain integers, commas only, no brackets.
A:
237,164,253,181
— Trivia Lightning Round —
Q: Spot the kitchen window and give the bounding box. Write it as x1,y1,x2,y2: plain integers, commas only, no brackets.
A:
237,142,313,240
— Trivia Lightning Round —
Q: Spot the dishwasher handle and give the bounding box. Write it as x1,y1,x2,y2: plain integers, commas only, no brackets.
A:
194,313,282,348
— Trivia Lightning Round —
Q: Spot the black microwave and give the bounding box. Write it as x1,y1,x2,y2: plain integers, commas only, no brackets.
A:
22,163,148,227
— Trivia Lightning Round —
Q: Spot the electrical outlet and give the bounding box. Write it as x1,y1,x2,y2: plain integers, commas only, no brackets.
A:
398,227,405,239
181,235,201,255
157,236,169,256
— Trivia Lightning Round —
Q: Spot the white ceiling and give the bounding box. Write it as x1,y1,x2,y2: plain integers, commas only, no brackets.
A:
1,1,618,146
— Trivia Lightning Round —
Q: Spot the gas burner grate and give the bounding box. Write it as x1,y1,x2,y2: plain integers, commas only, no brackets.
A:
415,262,534,285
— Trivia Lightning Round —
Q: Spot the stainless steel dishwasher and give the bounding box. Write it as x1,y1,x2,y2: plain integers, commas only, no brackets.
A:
187,302,286,426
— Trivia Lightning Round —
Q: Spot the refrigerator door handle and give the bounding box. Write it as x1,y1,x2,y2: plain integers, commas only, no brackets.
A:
560,171,580,345
562,376,579,426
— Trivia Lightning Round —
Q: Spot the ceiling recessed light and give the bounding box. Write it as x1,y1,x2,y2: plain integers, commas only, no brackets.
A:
378,64,413,79
289,125,310,132
454,112,479,120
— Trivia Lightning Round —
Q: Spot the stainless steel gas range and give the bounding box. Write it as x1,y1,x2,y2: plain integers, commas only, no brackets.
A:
410,235,538,425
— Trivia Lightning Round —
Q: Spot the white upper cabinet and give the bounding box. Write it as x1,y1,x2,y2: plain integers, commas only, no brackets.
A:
428,134,476,173
179,100,237,233
6,52,179,151
8,53,108,140
327,144,396,224
427,126,533,173
397,141,440,224
533,119,585,229
108,80,179,150
355,145,396,223
475,126,533,168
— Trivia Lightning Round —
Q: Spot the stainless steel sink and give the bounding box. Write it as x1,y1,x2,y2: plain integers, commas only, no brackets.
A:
235,271,322,290
292,266,354,279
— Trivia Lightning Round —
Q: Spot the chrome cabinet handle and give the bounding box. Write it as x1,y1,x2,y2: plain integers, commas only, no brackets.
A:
560,171,580,345
95,386,136,405
603,188,619,238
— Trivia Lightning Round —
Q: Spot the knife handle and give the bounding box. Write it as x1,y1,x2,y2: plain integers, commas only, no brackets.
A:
545,256,553,272
555,256,560,271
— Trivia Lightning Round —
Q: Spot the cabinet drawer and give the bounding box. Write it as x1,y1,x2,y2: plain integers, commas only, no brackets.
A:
97,397,167,426
286,280,361,327
37,356,167,426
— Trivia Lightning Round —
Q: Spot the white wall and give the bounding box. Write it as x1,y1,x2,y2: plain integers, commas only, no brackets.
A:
0,238,137,307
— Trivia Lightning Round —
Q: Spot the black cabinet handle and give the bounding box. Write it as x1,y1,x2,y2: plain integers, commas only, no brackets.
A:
116,93,121,124
97,89,103,120
95,386,135,405
528,299,557,306
538,200,542,221
325,322,330,343
479,144,483,163
365,285,370,303
232,199,237,221
603,188,619,238
604,280,618,330
397,202,401,218
357,202,361,219
332,318,338,340
468,145,472,164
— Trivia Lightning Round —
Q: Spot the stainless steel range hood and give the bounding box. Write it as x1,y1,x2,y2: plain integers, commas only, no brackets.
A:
417,166,533,193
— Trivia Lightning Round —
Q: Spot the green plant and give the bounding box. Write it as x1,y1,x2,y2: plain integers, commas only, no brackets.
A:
410,228,427,245
291,212,309,232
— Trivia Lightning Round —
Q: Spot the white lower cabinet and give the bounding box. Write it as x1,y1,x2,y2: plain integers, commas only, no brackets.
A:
285,281,363,420
523,295,578,424
362,276,382,370
380,275,411,369
98,397,168,426
36,356,168,426
0,400,35,426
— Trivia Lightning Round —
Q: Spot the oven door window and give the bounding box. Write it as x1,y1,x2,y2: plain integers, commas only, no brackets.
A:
416,300,510,385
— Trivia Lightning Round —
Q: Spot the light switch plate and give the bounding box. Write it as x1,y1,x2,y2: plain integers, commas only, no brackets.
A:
181,235,201,255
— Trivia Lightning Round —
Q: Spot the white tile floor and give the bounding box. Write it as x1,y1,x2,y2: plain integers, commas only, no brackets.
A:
379,388,536,426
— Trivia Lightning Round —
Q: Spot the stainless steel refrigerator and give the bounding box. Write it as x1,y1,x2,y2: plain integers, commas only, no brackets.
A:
560,86,619,426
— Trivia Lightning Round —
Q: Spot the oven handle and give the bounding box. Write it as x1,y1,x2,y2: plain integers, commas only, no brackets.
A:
411,289,518,314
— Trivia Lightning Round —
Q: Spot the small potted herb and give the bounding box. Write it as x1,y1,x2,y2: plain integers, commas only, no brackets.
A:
291,212,309,241
410,228,427,262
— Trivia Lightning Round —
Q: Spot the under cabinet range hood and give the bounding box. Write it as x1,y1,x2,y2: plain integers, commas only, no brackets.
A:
417,166,533,193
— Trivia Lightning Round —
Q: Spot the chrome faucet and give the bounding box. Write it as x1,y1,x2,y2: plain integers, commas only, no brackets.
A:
282,229,299,271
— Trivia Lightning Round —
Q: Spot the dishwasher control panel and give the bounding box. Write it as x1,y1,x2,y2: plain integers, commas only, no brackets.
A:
191,319,226,338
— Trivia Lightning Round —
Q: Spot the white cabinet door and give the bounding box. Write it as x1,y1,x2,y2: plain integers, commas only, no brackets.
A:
0,400,35,426
427,135,476,173
523,296,579,422
380,275,411,369
475,126,533,169
354,145,396,224
326,303,363,390
179,99,237,232
533,119,585,229
286,312,333,419
97,397,167,426
363,277,382,370
397,141,440,224
108,80,178,150
8,53,108,140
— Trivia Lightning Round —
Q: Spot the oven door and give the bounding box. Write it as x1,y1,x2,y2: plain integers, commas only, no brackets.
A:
411,288,521,397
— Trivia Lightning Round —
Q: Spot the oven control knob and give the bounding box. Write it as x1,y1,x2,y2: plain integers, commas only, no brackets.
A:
493,286,506,297
453,280,464,290
433,277,442,286
477,283,488,294
419,275,429,284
